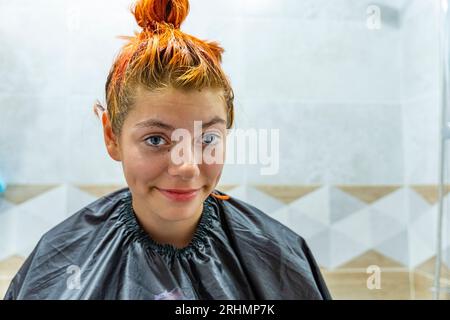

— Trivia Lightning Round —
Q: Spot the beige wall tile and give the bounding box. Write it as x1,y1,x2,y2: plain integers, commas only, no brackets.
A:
216,185,239,193
3,185,58,204
336,185,401,204
322,270,411,299
254,185,320,204
338,250,405,269
76,185,126,198
0,278,13,300
415,256,449,277
413,272,450,300
411,185,450,205
0,256,25,278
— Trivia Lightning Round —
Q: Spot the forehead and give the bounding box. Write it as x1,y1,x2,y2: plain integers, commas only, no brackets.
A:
125,86,227,129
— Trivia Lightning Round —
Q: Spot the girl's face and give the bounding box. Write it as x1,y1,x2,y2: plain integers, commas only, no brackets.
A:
102,86,227,223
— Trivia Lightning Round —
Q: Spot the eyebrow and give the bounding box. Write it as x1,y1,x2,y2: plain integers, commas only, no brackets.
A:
134,116,227,130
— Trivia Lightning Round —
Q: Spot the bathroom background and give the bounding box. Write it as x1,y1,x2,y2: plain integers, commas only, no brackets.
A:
0,0,449,299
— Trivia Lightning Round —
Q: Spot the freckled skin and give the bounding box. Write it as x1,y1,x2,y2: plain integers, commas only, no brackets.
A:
102,86,228,247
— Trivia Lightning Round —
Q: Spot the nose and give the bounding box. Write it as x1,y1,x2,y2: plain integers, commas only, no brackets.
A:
167,141,201,180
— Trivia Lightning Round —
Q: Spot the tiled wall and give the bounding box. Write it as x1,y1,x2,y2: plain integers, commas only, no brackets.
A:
0,0,447,301
0,184,448,299
0,0,442,186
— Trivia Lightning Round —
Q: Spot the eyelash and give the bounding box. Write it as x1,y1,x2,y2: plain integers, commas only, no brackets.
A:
144,135,168,148
144,132,222,149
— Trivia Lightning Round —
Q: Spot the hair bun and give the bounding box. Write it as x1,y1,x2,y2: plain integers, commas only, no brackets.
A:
133,0,189,31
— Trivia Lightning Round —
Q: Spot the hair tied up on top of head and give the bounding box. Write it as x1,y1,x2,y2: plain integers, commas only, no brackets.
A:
133,0,189,32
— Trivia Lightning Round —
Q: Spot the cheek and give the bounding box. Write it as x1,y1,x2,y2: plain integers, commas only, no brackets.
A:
121,145,168,183
200,163,224,183
200,138,226,183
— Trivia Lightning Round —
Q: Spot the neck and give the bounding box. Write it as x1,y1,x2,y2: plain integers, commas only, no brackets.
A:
132,199,204,249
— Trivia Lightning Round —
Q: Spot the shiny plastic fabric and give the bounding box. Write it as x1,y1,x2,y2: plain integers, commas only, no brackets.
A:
4,188,331,300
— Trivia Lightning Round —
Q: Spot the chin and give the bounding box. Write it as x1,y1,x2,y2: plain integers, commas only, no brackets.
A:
160,206,200,222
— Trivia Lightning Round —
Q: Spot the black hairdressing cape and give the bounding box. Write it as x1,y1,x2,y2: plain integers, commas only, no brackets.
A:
4,188,331,300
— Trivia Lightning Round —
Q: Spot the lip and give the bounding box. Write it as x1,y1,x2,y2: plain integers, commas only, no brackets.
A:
156,187,201,202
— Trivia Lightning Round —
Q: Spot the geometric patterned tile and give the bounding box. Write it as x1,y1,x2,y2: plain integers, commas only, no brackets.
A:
321,270,411,299
415,256,450,277
0,184,97,258
328,229,372,269
270,205,290,226
412,272,434,300
0,255,26,278
375,230,410,267
76,184,126,198
254,185,320,204
2,185,58,204
410,205,438,255
328,187,368,224
412,272,450,300
10,206,56,257
375,228,437,269
65,185,98,215
0,279,13,301
368,208,406,247
0,198,14,214
292,186,366,226
289,211,328,240
371,187,431,225
13,184,97,225
408,230,437,269
337,185,401,204
272,205,327,239
215,184,240,193
308,228,369,269
338,250,405,269
411,185,450,205
411,199,450,271
307,229,334,269
226,184,285,214
332,207,403,248
332,208,372,248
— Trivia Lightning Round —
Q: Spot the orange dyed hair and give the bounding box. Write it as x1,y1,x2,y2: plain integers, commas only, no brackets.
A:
101,0,235,135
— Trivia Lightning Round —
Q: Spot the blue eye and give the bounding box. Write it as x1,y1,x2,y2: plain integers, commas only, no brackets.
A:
145,135,167,147
202,133,221,145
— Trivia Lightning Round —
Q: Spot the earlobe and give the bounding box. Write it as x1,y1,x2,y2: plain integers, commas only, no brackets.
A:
102,112,122,162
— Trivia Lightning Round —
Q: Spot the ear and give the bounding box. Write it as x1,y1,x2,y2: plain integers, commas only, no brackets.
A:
102,112,122,162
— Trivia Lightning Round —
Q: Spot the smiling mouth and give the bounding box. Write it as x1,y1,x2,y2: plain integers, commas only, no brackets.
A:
158,188,202,193
156,187,202,202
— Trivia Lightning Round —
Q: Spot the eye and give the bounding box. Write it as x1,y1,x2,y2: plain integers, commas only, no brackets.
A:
144,135,168,147
202,132,221,145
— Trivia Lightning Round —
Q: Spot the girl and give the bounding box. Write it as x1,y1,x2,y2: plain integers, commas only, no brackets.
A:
5,0,330,300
